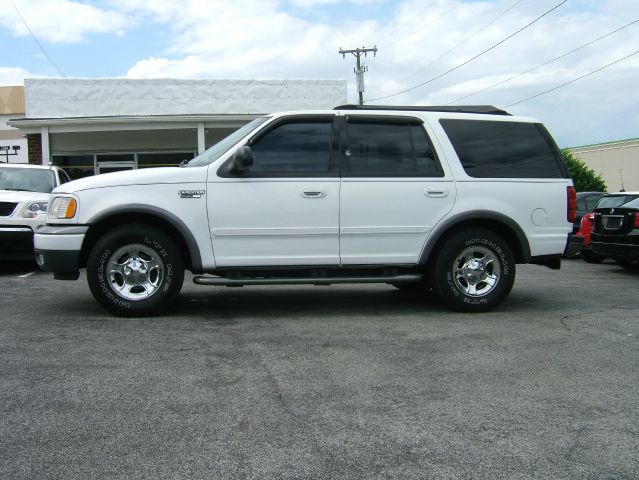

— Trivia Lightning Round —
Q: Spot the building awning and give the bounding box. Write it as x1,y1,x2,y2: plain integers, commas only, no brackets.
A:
8,114,262,134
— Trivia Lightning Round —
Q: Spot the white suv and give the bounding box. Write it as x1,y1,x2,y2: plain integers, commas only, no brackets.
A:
34,105,576,315
0,164,70,261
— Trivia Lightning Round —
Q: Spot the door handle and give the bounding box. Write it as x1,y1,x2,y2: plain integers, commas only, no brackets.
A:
425,187,449,198
301,187,327,198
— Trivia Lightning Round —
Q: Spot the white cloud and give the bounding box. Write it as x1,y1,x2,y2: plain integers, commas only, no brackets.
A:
0,0,130,44
4,0,639,145
0,67,45,86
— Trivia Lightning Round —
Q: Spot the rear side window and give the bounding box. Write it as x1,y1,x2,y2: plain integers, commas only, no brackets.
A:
440,119,565,178
344,118,443,177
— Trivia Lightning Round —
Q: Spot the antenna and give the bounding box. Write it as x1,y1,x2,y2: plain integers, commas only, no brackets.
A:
619,169,625,192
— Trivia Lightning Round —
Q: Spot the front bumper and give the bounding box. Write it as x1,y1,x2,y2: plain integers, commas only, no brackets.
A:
564,234,584,258
0,226,35,260
34,225,88,280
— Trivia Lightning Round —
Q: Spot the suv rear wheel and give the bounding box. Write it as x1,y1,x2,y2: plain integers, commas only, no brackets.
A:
86,224,184,316
429,228,515,312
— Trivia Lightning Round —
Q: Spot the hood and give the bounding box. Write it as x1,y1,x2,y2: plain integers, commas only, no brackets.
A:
0,189,50,203
53,166,208,194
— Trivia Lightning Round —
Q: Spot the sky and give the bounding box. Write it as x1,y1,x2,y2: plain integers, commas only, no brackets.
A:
0,0,638,147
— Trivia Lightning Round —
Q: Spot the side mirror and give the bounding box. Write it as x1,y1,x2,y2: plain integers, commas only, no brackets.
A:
232,146,255,174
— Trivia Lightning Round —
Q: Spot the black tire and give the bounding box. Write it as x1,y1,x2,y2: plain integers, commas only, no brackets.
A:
581,250,605,264
428,228,515,312
86,224,184,316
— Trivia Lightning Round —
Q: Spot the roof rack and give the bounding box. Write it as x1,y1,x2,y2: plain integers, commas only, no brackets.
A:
333,104,511,116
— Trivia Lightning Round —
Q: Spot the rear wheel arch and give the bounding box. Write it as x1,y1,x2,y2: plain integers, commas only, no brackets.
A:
419,212,531,267
79,207,203,273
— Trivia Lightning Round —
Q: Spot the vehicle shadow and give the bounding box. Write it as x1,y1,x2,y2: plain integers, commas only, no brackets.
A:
0,260,38,275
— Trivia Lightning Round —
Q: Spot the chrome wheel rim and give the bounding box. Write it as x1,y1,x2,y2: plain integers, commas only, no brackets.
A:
452,246,500,297
106,243,164,301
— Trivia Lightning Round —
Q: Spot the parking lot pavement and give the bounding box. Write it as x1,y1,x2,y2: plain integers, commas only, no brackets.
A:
0,259,637,480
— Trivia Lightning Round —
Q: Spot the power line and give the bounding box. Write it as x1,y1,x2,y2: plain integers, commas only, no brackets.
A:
446,18,639,105
381,1,461,49
8,0,65,77
504,48,639,107
369,0,568,102
362,0,433,46
399,0,527,84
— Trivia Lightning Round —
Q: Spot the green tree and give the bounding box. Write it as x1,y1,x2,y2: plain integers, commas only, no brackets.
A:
562,149,607,192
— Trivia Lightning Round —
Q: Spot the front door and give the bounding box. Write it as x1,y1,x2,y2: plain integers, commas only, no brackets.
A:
207,115,340,267
338,115,456,264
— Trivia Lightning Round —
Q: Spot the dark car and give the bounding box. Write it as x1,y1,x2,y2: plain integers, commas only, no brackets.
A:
591,195,639,269
565,192,639,259
573,191,605,233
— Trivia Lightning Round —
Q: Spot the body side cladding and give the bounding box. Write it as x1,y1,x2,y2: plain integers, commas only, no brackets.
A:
418,210,532,265
87,204,203,273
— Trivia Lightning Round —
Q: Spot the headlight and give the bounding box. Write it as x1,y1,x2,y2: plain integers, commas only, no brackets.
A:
22,201,48,218
49,196,78,220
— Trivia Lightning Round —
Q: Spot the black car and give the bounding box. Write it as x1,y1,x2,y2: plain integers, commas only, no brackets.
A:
591,195,639,269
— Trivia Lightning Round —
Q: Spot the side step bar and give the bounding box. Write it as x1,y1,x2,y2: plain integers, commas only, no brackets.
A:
192,273,423,287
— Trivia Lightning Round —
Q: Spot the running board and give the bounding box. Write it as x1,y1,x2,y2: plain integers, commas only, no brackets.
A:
192,273,423,287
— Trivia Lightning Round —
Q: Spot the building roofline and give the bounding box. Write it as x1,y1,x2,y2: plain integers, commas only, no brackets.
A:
8,113,264,125
568,137,639,150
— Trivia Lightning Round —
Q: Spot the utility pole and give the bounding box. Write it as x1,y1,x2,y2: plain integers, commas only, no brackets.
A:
339,46,377,105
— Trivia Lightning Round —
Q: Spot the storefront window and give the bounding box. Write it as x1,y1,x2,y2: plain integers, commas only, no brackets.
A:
52,155,95,180
138,152,195,168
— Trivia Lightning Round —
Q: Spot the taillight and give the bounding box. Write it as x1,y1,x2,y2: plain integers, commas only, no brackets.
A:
634,212,639,228
580,212,594,228
567,186,577,222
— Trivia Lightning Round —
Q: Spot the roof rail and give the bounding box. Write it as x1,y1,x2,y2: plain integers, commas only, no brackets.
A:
334,104,511,116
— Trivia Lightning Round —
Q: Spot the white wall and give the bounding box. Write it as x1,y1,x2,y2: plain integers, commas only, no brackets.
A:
25,78,348,118
571,139,639,192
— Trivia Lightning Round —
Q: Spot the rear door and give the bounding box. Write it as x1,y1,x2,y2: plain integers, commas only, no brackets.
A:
338,114,456,264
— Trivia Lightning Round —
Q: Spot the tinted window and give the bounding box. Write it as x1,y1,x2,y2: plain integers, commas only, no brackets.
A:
345,120,443,177
440,119,564,178
250,120,332,174
52,155,94,180
577,197,587,211
584,194,602,210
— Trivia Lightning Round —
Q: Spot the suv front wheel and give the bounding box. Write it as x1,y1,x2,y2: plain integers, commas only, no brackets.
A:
429,228,515,312
86,224,185,316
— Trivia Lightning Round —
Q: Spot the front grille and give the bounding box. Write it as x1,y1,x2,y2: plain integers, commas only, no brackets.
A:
0,202,18,217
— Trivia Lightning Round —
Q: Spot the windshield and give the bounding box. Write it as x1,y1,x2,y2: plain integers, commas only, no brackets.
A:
596,195,639,209
187,116,271,167
620,197,639,209
0,167,55,193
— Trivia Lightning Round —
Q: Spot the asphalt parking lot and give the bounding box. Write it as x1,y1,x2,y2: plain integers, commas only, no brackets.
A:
0,259,637,480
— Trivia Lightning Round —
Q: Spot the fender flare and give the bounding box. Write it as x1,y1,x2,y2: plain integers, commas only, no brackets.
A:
88,204,203,272
419,210,531,265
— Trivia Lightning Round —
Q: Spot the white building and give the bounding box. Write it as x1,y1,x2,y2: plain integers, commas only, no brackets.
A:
9,78,347,179
569,138,639,192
